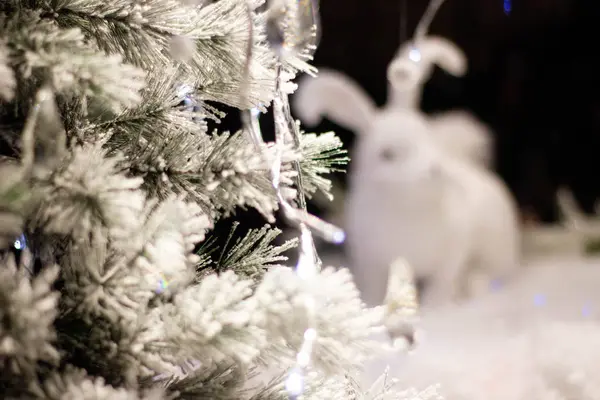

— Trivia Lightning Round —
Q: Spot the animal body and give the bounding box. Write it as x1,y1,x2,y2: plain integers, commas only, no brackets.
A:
294,36,520,307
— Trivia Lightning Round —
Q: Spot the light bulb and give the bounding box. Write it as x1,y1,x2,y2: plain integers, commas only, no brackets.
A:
408,47,421,63
13,234,25,250
304,328,317,341
285,368,305,397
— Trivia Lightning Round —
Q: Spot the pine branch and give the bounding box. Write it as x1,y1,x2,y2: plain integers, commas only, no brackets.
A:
249,369,442,400
130,196,212,294
154,363,248,400
195,131,278,220
215,223,297,280
38,0,278,110
134,267,386,391
32,143,146,249
37,366,165,400
119,127,301,223
247,371,288,400
298,131,349,201
138,271,267,368
1,10,145,111
185,0,277,109
54,303,167,388
90,84,280,220
57,195,211,324
80,66,207,147
120,128,213,214
41,0,193,69
54,196,212,385
0,84,68,247
0,256,60,389
0,41,15,100
59,237,154,326
249,371,359,400
253,267,385,375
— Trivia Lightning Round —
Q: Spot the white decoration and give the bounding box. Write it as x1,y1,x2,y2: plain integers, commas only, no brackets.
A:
293,36,520,308
364,259,600,400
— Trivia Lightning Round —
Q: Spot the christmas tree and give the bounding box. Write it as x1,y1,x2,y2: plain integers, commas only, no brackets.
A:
0,0,437,398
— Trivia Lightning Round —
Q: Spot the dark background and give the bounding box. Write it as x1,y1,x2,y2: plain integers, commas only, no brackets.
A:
303,0,600,223
213,0,600,248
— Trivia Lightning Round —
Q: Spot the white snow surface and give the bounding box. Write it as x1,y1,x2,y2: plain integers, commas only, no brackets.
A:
360,256,600,400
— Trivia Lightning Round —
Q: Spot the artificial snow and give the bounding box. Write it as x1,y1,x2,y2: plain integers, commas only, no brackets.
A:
361,256,600,400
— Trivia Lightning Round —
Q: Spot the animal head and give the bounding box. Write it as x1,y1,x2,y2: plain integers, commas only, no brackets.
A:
294,68,445,184
387,36,468,109
351,108,443,184
292,36,468,184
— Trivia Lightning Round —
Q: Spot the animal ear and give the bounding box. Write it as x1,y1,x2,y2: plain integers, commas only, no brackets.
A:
419,36,467,77
293,68,376,134
387,37,466,109
389,36,467,84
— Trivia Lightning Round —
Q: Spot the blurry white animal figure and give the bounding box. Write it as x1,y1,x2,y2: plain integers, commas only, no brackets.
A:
293,36,520,307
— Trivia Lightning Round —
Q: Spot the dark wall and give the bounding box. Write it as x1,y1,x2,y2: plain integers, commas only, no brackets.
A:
304,0,600,223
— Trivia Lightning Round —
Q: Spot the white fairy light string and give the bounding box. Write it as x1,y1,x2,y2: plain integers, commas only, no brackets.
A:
413,0,446,42
239,0,348,397
238,0,435,396
399,0,446,65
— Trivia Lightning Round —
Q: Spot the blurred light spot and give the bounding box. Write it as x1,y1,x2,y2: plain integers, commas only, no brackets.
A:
156,275,169,294
13,234,26,250
409,48,421,63
534,293,546,307
490,279,503,291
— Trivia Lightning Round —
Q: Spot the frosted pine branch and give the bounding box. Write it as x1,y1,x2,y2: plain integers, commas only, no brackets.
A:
199,131,278,220
33,144,146,248
362,369,442,400
45,0,194,69
248,371,358,400
42,0,279,109
187,0,276,109
131,197,212,293
121,129,214,211
298,131,349,201
39,367,165,400
139,271,267,367
0,41,15,101
81,67,207,147
154,363,247,400
249,369,440,400
59,197,210,322
59,238,155,325
253,267,385,375
212,223,298,280
0,11,145,110
136,268,387,390
124,129,280,220
0,257,59,382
